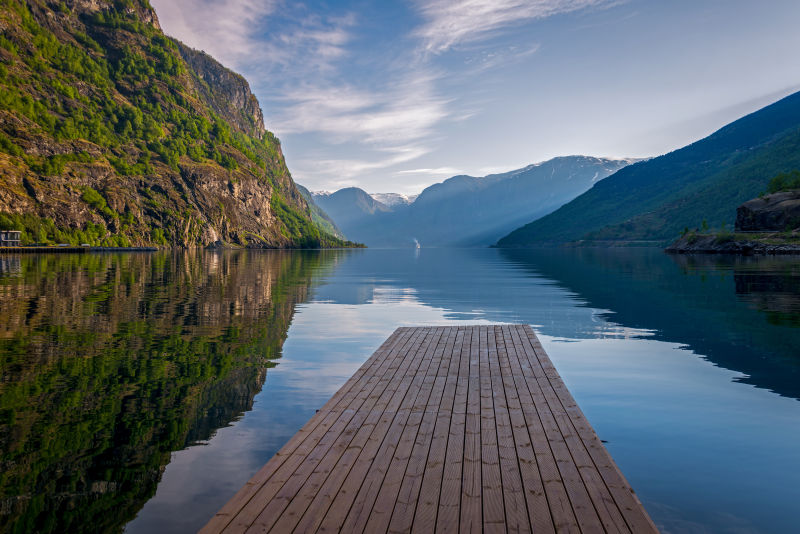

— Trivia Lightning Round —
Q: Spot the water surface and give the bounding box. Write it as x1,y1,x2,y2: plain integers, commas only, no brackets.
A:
0,248,798,533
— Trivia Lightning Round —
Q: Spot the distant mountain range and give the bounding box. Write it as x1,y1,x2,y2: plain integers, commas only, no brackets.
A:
369,192,418,207
497,90,800,247
308,156,635,247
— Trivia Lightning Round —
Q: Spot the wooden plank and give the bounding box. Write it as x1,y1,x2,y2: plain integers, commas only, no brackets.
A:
512,324,605,534
361,327,448,532
204,325,658,534
503,326,580,533
480,326,506,533
312,328,443,533
520,327,658,534
234,328,431,533
411,328,464,532
231,328,424,533
434,327,472,533
516,331,630,533
265,327,442,533
338,327,446,533
386,327,458,533
487,327,530,534
459,327,482,534
200,327,417,534
497,326,554,534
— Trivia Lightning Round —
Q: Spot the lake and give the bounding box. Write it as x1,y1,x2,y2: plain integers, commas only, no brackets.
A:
0,248,798,533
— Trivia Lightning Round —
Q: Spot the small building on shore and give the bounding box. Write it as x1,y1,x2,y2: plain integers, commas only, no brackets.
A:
0,230,22,246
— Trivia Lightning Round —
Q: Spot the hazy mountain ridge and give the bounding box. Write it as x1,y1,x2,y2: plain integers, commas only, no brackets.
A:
0,0,347,248
311,187,391,235
295,184,345,239
370,192,417,207
497,91,800,247
312,156,634,247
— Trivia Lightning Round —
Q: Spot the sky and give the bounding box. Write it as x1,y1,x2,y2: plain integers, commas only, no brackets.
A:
150,0,800,195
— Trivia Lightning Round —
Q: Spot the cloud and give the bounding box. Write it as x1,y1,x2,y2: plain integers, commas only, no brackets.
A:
414,0,614,53
461,43,541,74
150,0,277,67
396,167,465,176
269,76,450,146
151,0,620,192
292,145,432,185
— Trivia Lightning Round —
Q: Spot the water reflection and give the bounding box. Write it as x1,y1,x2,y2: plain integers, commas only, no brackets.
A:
497,249,800,399
312,248,800,400
0,250,338,533
2,248,799,534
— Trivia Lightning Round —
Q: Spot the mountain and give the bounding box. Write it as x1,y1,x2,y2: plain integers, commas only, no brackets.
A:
312,187,392,235
370,192,417,207
314,156,634,247
497,91,800,247
0,0,348,248
295,184,345,239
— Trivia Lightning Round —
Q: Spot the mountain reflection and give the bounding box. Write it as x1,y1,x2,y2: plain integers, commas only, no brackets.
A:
309,248,800,400
500,248,800,400
0,250,337,533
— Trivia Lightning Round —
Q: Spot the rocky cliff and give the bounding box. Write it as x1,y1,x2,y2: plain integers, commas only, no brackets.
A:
0,0,348,248
665,190,800,255
175,42,265,138
736,190,800,231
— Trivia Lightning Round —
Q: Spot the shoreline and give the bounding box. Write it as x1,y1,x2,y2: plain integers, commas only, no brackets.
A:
665,233,800,255
0,246,159,254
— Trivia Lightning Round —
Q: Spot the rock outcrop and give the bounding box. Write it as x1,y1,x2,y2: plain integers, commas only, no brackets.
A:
666,190,800,255
0,0,347,248
176,42,266,138
736,190,800,231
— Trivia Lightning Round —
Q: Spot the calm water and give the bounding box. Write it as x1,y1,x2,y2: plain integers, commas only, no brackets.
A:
0,248,798,533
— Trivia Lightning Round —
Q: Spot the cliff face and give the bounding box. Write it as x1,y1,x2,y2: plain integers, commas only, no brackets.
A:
736,191,800,232
176,42,265,138
0,0,344,248
665,190,800,255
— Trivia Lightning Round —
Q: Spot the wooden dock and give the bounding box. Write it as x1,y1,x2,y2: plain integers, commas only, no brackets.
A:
202,325,657,533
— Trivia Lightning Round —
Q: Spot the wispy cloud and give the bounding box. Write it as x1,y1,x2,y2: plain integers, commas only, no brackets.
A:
269,76,449,146
150,0,277,66
396,167,465,176
292,145,432,188
461,43,541,74
152,0,619,191
414,0,614,53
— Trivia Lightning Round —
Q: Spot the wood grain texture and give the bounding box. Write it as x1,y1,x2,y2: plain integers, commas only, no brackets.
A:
203,325,658,534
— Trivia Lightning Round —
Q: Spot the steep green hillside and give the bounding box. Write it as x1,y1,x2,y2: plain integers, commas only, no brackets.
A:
497,91,800,246
295,183,346,240
0,0,347,248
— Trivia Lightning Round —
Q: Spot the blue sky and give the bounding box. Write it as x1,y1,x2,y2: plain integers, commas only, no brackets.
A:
151,0,800,195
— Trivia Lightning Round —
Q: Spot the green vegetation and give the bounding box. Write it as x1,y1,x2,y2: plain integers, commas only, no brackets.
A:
497,91,800,247
270,193,363,248
0,212,130,246
0,250,333,532
713,227,735,245
0,0,348,248
766,170,800,193
295,183,346,240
